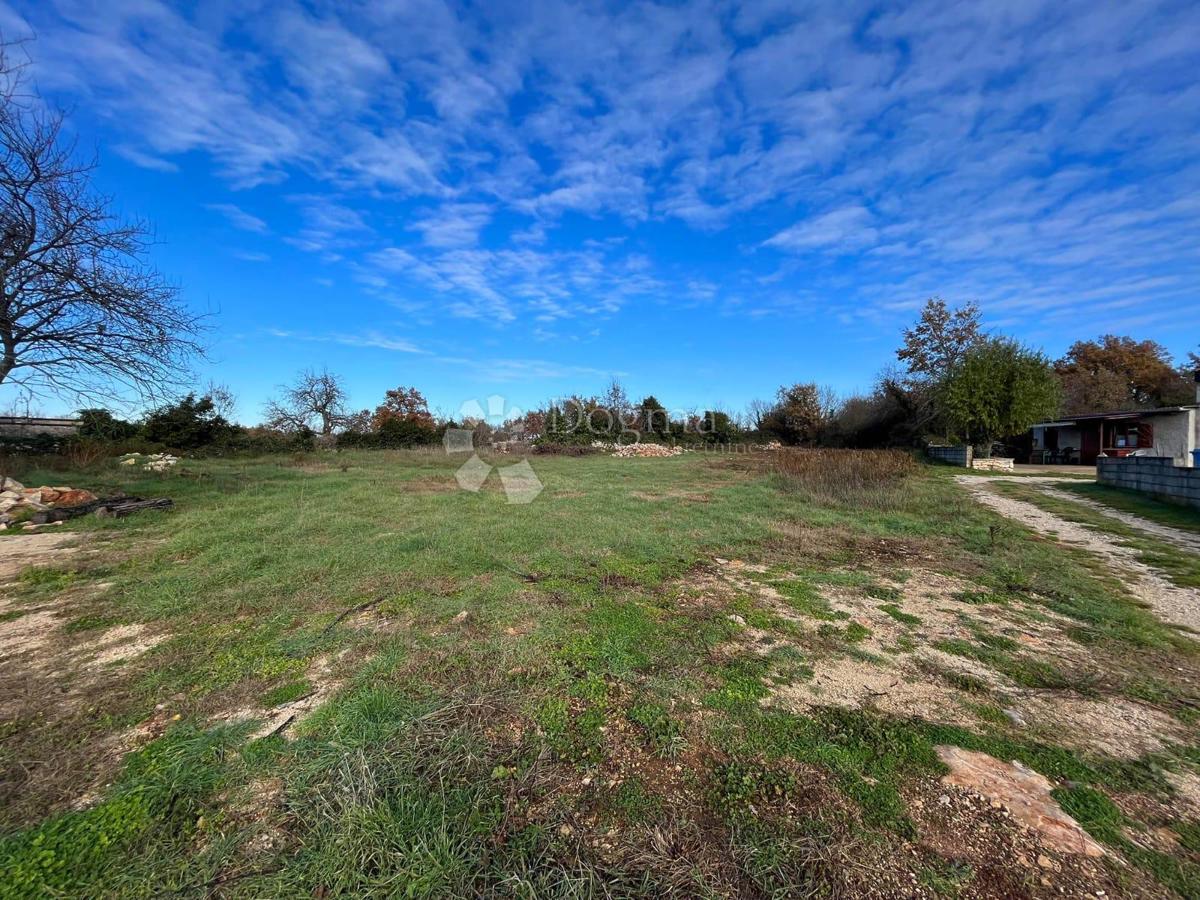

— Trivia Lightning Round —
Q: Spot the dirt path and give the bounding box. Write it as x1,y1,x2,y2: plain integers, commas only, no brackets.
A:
957,476,1200,636
0,532,78,588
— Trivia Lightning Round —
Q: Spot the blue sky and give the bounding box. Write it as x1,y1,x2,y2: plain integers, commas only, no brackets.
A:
2,0,1198,422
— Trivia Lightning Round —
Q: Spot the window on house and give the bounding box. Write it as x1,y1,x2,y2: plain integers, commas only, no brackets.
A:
1110,422,1153,448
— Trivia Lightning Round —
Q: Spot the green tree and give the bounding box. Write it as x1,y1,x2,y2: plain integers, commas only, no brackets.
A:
700,410,734,444
638,395,668,438
939,339,1060,455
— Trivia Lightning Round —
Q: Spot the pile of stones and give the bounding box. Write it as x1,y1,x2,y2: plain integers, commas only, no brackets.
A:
0,476,98,529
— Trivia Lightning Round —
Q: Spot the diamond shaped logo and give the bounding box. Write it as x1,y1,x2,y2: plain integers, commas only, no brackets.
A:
498,459,543,504
448,395,543,504
443,427,475,455
455,454,492,492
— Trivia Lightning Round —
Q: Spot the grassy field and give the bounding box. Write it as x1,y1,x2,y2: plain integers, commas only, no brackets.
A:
2,450,1200,897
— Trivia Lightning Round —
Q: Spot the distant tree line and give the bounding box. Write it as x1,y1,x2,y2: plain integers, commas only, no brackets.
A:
1,34,1194,464
529,298,1196,457
5,299,1195,461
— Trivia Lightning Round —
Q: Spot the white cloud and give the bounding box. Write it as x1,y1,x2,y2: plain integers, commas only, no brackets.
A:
409,203,493,248
231,249,270,262
763,206,878,253
10,0,1200,341
267,328,424,354
208,203,269,233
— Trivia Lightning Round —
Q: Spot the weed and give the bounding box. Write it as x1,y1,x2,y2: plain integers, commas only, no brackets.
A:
879,603,921,625
706,657,772,710
965,702,1008,724
866,584,902,603
261,679,314,707
774,449,918,509
534,696,606,764
626,701,686,757
0,725,238,898
63,614,119,634
1055,784,1200,895
17,568,77,591
711,760,797,818
609,777,663,824
844,621,871,643
933,638,1072,690
918,859,975,896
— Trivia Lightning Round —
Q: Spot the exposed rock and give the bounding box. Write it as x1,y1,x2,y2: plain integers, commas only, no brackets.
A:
44,488,97,506
0,484,98,527
936,746,1105,857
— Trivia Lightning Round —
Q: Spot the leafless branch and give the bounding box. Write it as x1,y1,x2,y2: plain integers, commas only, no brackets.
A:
263,367,348,434
0,38,204,404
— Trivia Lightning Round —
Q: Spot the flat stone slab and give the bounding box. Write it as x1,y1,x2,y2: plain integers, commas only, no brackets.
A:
936,746,1105,857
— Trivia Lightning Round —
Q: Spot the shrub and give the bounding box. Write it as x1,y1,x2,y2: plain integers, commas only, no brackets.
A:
377,416,439,448
141,394,236,450
337,420,439,450
77,409,138,441
531,441,597,456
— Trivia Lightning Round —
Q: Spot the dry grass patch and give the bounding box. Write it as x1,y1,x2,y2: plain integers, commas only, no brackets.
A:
774,448,918,507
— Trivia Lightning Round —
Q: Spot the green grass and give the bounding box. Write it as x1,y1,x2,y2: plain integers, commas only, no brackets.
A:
0,725,243,898
1,451,1198,897
62,613,120,633
1054,783,1200,896
879,602,921,625
1058,482,1200,534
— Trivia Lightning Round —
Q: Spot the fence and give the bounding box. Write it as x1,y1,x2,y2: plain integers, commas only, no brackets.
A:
1097,456,1200,510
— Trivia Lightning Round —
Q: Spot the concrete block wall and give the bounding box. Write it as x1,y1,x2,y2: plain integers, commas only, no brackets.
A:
1097,457,1200,510
927,444,972,467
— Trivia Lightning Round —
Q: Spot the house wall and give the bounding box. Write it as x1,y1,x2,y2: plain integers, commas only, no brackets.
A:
0,417,80,438
1148,410,1196,466
1098,457,1200,508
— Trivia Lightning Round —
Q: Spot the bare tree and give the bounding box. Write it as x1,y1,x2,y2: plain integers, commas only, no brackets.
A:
0,42,203,402
264,368,349,434
746,398,771,431
204,380,237,420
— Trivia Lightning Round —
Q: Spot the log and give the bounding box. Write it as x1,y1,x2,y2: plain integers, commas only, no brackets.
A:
94,498,173,518
28,495,132,524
